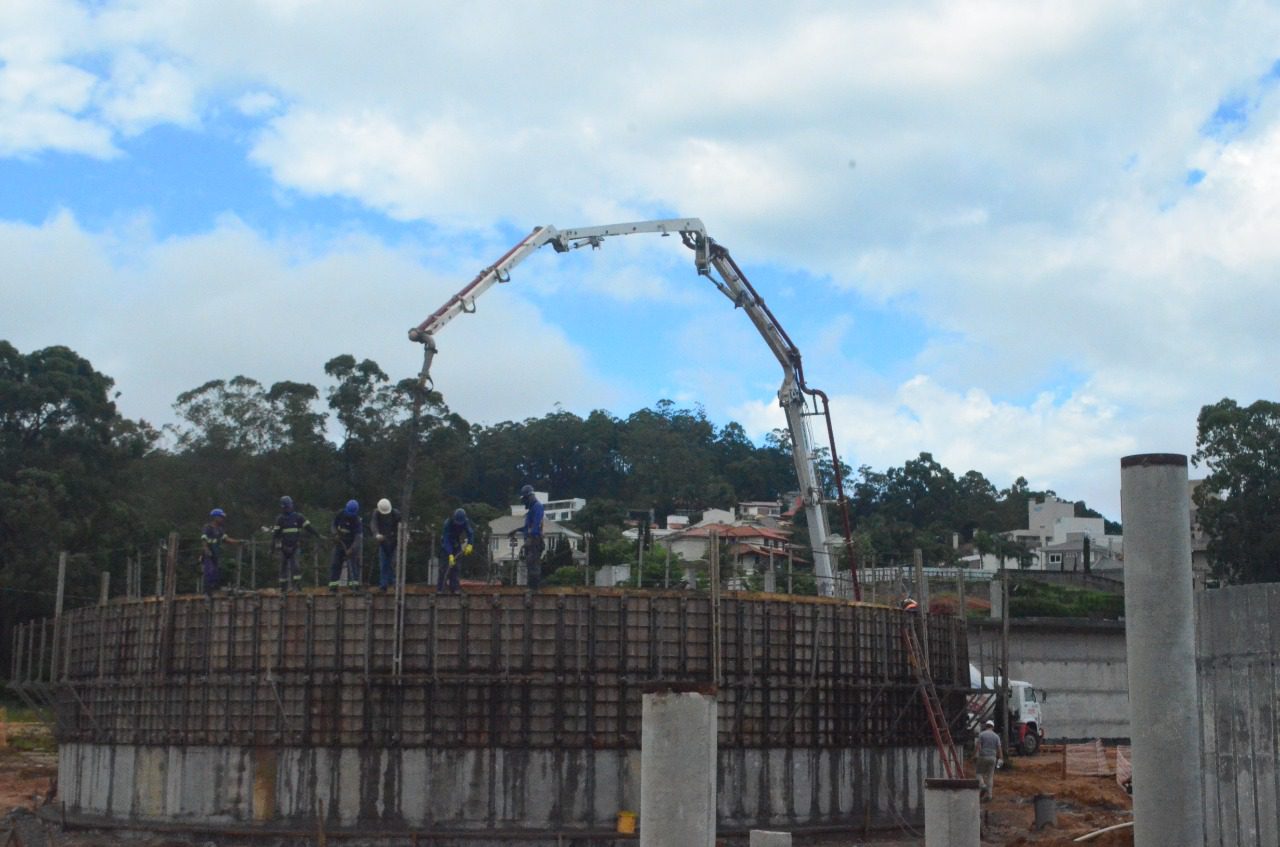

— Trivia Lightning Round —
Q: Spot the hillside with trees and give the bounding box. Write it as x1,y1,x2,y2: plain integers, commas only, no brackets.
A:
2,340,1144,673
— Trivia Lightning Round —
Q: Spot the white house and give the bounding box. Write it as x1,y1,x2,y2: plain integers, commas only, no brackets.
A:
487,514,583,566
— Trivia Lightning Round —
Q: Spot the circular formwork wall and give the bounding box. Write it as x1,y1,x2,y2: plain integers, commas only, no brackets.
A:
18,588,968,840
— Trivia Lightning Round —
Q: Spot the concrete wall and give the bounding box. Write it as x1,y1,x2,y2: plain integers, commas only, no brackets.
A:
59,742,938,838
1197,583,1280,847
969,619,1129,742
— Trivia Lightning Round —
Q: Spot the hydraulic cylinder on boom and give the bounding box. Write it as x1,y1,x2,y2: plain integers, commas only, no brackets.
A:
409,218,860,599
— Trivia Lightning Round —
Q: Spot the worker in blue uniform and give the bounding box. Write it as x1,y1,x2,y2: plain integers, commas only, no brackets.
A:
329,499,363,590
508,485,545,590
439,508,474,595
201,508,242,595
272,496,320,591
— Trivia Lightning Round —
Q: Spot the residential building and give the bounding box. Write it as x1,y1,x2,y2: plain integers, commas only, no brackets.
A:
507,492,586,525
696,508,734,526
487,514,583,567
659,523,793,573
738,500,782,520
544,497,586,523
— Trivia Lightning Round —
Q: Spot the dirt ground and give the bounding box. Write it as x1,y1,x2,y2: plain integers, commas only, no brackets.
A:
0,724,57,813
1,728,1132,846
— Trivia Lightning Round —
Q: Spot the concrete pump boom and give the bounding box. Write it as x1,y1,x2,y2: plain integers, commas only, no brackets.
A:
409,218,860,599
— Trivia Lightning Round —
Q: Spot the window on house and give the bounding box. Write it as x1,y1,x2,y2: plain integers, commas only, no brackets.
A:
1048,553,1062,565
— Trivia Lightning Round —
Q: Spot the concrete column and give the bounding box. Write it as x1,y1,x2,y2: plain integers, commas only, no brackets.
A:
641,683,717,847
1120,453,1204,847
924,778,980,847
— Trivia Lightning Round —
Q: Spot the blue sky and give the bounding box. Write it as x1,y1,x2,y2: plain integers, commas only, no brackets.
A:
4,1,1280,519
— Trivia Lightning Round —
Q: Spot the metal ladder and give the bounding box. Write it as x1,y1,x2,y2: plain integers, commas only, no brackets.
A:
902,621,965,778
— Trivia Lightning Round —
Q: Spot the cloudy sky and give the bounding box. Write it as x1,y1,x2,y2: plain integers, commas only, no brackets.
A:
3,1,1279,519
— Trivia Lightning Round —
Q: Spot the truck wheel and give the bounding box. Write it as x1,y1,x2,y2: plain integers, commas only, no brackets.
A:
1020,730,1041,756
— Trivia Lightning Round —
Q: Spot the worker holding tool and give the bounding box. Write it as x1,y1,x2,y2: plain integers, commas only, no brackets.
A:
438,508,474,595
371,498,402,593
508,485,545,590
269,496,320,592
200,508,242,596
975,718,1004,801
329,499,363,590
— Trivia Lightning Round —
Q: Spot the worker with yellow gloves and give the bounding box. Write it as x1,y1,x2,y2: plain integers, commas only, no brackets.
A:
438,508,474,595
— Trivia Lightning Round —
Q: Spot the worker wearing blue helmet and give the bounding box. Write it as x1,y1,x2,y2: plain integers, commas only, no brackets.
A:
508,485,545,590
271,496,320,592
329,499,363,590
438,508,474,595
201,508,242,595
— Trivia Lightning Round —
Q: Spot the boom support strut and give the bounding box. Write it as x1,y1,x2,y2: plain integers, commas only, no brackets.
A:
410,219,860,599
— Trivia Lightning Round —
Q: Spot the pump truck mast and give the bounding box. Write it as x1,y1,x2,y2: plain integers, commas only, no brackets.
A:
409,218,860,599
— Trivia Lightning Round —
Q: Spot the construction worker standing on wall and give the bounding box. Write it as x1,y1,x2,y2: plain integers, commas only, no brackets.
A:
271,496,320,592
329,499,363,590
509,485,545,590
439,508,474,595
371,498,402,593
201,509,242,596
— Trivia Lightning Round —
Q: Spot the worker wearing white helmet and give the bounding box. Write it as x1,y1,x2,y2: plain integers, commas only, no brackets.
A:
371,498,402,593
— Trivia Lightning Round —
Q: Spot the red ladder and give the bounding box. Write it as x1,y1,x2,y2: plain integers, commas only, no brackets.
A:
902,622,965,779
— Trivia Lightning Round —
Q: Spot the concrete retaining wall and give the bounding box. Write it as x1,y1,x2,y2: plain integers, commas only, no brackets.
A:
1197,583,1280,847
59,742,938,835
969,618,1129,741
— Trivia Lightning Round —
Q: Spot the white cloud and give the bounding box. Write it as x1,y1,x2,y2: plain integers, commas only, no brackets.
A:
99,50,199,134
0,212,619,429
733,375,1137,515
233,90,280,117
4,1,1280,517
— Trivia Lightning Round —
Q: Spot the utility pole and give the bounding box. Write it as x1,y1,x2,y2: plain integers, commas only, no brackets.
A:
1000,570,1011,755
709,530,722,686
51,552,67,680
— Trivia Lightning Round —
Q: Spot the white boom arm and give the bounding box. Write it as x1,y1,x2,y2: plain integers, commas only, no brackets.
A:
410,218,858,598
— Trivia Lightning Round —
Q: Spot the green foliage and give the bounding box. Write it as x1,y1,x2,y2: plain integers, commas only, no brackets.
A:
542,565,590,587
0,338,1140,675
1193,398,1280,584
1008,581,1124,619
0,342,151,672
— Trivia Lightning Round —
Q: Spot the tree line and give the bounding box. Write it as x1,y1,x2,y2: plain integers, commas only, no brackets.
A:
4,340,1274,676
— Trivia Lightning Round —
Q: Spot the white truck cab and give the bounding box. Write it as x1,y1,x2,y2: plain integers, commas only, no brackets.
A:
969,664,1046,755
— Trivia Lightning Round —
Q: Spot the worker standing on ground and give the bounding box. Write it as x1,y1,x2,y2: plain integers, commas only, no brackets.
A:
329,499,363,590
509,485,545,590
270,496,320,592
371,498,402,593
439,508,474,595
200,508,242,596
975,718,1004,801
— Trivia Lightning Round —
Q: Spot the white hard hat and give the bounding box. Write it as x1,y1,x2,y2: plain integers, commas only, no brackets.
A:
377,498,392,514
984,720,995,727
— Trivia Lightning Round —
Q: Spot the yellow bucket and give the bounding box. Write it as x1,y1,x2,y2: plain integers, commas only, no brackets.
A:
616,810,637,834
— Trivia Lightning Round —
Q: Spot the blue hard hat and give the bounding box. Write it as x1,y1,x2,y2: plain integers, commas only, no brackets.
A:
210,508,226,518
280,496,294,511
345,499,359,515
453,508,467,524
520,484,534,499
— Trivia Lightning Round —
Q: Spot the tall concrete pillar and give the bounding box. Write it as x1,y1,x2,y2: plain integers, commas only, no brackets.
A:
641,683,717,847
924,778,980,847
1120,453,1204,847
